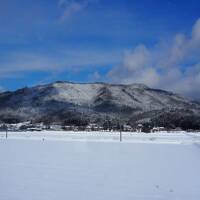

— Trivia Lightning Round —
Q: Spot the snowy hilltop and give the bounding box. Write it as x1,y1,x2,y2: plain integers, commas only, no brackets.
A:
0,81,200,131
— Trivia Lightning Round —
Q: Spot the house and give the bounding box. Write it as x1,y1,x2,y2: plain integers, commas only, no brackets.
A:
123,124,133,132
63,126,73,131
136,124,143,133
50,124,63,131
86,123,103,131
151,127,166,133
27,127,43,131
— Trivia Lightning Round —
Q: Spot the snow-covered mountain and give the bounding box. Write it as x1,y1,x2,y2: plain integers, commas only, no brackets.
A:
0,81,200,129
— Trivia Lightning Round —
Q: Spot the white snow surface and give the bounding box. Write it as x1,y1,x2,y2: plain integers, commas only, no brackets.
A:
39,82,190,109
45,83,101,105
0,131,200,200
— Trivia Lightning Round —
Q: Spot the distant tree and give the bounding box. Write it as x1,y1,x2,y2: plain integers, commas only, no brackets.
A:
142,123,152,133
103,119,112,131
63,117,89,127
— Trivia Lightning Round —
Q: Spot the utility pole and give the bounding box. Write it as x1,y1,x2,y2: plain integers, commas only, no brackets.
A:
4,124,8,139
119,107,122,142
120,125,122,142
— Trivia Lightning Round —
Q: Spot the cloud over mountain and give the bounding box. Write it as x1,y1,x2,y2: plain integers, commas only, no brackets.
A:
108,18,200,99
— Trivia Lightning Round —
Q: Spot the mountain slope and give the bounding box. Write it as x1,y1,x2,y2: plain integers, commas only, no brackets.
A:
0,81,199,130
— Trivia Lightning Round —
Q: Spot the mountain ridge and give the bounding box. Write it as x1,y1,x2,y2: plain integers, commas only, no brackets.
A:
0,81,200,130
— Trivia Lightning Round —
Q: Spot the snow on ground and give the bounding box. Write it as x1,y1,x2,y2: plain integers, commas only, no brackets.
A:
0,131,200,144
0,131,200,200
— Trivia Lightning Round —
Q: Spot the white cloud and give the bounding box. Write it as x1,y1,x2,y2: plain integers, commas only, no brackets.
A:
192,18,200,42
108,18,200,99
58,0,92,21
0,48,122,77
0,86,5,92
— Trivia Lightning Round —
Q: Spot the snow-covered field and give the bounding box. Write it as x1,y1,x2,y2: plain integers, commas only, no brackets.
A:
0,131,200,200
1,131,200,144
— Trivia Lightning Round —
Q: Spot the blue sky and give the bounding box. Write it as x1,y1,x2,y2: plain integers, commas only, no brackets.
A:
0,0,200,99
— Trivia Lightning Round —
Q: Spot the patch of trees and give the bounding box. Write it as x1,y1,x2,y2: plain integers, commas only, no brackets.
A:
150,111,200,131
63,118,89,127
0,117,22,124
